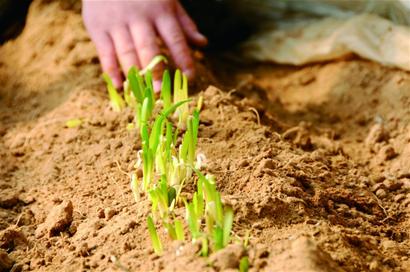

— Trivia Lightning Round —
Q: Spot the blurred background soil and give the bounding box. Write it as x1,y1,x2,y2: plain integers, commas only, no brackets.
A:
0,1,409,271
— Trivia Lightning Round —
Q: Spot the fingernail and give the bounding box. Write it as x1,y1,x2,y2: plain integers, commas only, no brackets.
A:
113,78,122,89
184,69,195,80
196,33,208,43
154,80,162,93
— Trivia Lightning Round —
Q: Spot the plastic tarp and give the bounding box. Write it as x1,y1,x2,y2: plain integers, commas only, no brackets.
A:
238,0,410,71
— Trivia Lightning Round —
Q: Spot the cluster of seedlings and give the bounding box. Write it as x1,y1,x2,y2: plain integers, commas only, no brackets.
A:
103,56,248,270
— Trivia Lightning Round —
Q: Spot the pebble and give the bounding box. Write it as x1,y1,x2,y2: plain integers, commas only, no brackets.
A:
393,194,405,203
365,123,386,146
371,183,384,192
375,188,387,198
104,208,117,220
383,179,402,191
378,145,397,161
0,249,14,271
369,260,379,270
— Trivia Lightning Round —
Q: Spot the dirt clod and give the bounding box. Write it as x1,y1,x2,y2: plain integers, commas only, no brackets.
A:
0,249,14,272
35,200,73,238
265,236,346,272
0,228,27,252
209,244,245,270
365,123,387,147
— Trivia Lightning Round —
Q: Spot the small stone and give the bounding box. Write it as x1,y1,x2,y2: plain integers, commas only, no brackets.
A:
237,159,249,168
365,124,387,146
375,188,387,198
97,208,105,219
402,196,410,207
120,220,138,235
393,194,405,203
377,146,397,161
383,179,402,191
9,134,26,149
381,239,395,250
371,183,384,192
254,159,276,177
104,208,117,220
76,243,90,257
0,249,14,271
369,260,379,270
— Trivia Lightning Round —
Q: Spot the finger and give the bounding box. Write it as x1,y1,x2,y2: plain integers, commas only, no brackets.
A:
93,32,123,88
110,25,140,76
129,21,162,70
156,16,195,79
176,2,207,47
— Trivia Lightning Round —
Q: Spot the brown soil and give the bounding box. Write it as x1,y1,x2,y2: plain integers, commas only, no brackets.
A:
1,1,409,271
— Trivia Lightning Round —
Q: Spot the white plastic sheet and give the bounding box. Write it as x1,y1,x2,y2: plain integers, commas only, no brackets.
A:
239,0,410,71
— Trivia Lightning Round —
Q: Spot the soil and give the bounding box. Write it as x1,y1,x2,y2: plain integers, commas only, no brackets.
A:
1,1,409,271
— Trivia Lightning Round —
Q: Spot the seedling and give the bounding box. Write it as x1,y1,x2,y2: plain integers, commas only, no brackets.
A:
239,256,249,272
104,59,237,259
173,69,189,128
65,118,82,128
161,70,172,111
140,55,167,75
127,66,144,104
147,216,163,255
192,170,234,252
102,73,125,112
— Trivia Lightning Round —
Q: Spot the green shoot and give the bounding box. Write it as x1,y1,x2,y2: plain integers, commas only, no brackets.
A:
201,237,209,257
213,226,224,251
127,66,144,103
123,80,132,107
65,118,82,128
141,124,154,191
147,216,163,255
102,73,125,112
173,69,189,127
109,63,238,257
174,219,185,241
161,70,172,111
185,200,201,240
239,256,249,272
144,70,155,105
223,206,234,247
196,96,203,112
126,123,135,131
140,55,168,75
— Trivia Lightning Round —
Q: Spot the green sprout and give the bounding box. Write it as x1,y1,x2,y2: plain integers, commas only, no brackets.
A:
127,66,144,104
65,118,82,128
173,69,189,127
140,55,168,75
161,70,172,111
239,256,249,272
147,216,163,255
106,60,238,258
192,171,234,252
139,99,191,191
102,73,126,112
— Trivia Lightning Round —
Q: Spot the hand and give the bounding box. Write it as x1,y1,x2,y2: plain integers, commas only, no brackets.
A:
82,0,207,88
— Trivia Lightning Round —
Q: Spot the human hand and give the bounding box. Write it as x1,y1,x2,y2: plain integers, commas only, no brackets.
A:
82,0,207,88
